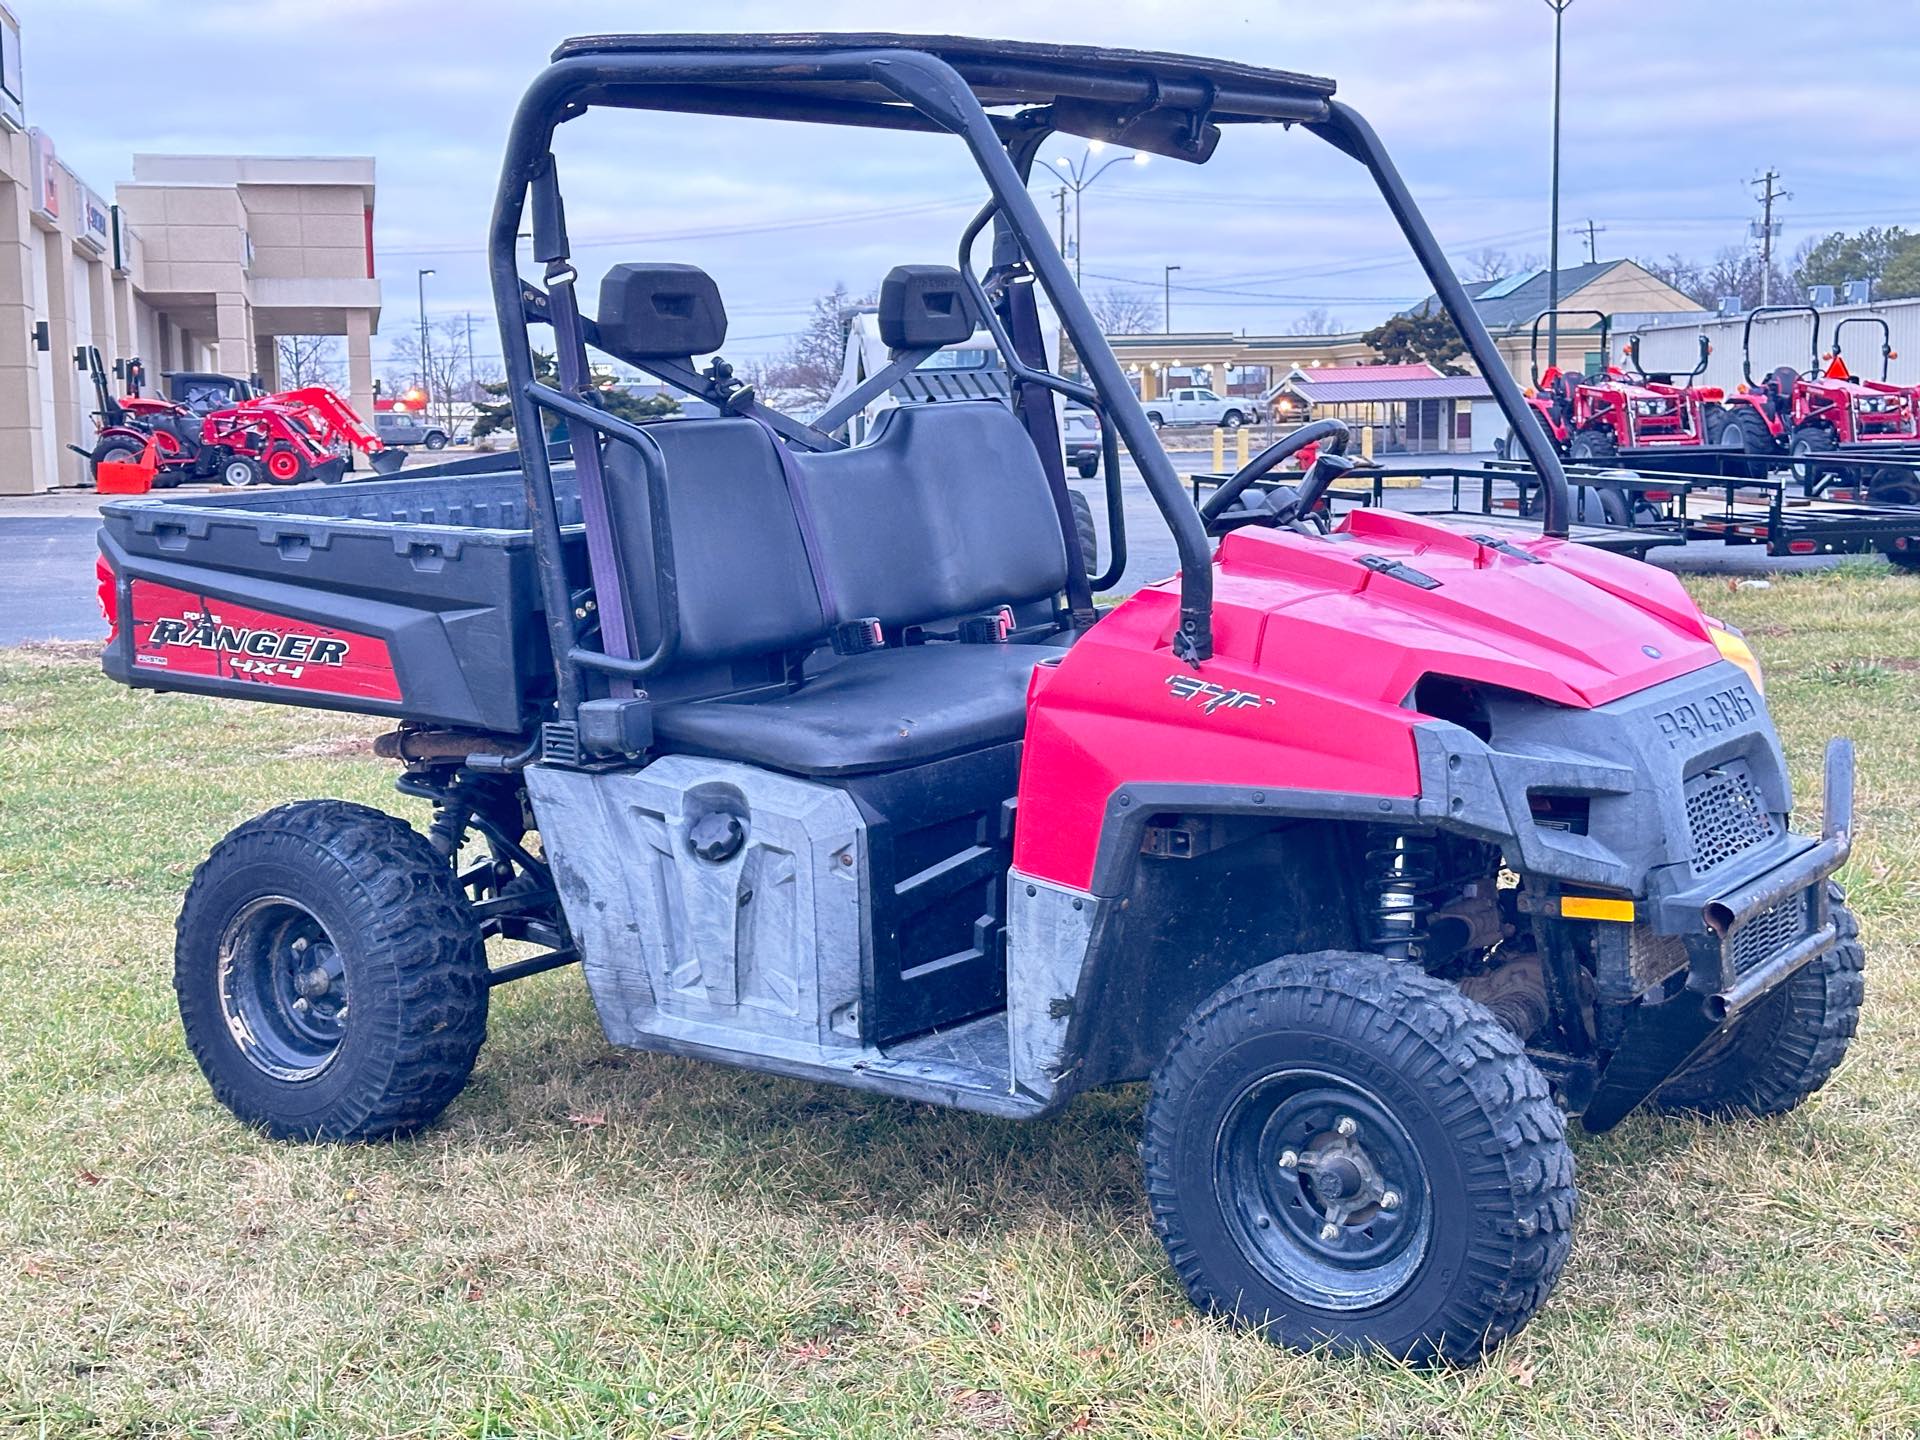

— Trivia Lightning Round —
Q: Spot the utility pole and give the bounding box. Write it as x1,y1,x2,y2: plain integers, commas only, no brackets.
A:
415,267,435,396
1751,169,1789,306
464,312,475,402
1164,264,1181,334
1543,0,1573,371
1575,218,1606,264
1055,187,1068,261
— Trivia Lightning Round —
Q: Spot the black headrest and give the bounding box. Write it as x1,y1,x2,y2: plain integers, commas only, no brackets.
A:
598,263,727,359
878,265,976,351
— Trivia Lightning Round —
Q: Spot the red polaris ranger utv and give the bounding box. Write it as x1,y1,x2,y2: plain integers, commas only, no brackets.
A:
97,36,1864,1365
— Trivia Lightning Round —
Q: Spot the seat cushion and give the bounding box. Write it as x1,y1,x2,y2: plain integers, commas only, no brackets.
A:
653,643,1053,777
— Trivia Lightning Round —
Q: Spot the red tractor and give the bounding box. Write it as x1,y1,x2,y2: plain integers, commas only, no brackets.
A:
1721,305,1920,481
1519,309,1720,465
82,347,401,487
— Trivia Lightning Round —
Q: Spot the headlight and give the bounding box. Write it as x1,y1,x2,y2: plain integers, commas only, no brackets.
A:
1706,617,1763,694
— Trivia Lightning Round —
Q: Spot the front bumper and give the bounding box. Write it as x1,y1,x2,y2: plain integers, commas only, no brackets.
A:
1579,737,1854,1130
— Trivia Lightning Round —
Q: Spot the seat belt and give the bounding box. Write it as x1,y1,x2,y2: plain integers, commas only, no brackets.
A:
546,259,634,700
748,415,869,651
999,269,1097,628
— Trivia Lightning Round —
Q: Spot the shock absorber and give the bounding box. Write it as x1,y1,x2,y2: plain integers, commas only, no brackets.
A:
1367,831,1436,961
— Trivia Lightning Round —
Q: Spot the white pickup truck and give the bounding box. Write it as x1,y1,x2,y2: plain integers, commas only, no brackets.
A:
1142,385,1251,430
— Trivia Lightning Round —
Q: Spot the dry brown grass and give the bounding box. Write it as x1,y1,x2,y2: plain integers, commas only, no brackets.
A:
1,566,1916,1437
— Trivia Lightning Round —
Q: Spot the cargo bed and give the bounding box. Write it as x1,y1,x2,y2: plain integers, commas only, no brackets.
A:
99,467,584,735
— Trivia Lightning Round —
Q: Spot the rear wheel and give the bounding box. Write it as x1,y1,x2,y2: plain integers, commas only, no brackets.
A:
1702,401,1727,443
1145,410,1165,429
1075,452,1099,479
1728,405,1780,478
424,430,449,451
1067,486,1098,579
1655,885,1864,1118
1143,952,1575,1364
174,800,488,1141
262,442,309,485
1872,481,1920,569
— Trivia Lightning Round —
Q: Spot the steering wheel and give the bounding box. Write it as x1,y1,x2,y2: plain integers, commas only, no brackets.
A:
1199,418,1355,536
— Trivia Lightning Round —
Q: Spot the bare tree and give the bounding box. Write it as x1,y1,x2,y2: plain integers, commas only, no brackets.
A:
1295,306,1346,335
275,335,344,390
383,317,481,435
1460,248,1546,283
762,283,869,413
1087,285,1161,335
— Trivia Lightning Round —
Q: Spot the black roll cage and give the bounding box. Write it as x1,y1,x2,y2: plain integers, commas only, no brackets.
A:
1743,304,1822,387
488,35,1571,719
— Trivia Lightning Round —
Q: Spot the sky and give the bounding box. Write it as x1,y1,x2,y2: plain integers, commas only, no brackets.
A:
13,0,1919,374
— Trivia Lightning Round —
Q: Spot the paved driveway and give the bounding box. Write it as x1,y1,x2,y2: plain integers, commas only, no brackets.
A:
0,517,104,646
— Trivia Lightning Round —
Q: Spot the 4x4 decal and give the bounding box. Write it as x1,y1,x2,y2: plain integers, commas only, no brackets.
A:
1165,673,1277,716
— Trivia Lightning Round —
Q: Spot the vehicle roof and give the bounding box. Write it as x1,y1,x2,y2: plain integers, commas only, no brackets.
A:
550,33,1336,126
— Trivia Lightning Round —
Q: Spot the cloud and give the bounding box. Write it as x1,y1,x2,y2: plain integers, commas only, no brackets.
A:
13,0,1918,361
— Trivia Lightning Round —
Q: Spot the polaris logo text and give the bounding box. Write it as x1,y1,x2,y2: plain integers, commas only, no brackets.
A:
148,611,352,672
1165,673,1276,715
1653,685,1755,749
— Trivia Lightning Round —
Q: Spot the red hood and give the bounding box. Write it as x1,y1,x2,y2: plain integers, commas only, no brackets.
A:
1151,508,1719,709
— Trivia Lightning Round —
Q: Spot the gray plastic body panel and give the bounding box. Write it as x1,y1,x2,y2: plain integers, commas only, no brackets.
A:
525,755,1061,1117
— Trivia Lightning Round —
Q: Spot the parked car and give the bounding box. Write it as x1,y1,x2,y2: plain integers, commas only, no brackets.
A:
1063,404,1101,477
1142,385,1249,430
374,410,452,450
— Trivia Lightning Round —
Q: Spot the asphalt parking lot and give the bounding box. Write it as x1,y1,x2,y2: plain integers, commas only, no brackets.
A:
0,440,1882,648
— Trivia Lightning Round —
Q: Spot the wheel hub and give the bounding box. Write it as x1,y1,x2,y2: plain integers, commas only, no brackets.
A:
1216,1070,1432,1311
217,897,351,1081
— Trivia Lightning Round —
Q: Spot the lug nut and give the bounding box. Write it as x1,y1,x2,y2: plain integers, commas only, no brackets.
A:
291,937,309,955
1380,1190,1401,1212
1277,1149,1299,1169
1335,1116,1358,1138
291,997,310,1013
1319,1222,1342,1242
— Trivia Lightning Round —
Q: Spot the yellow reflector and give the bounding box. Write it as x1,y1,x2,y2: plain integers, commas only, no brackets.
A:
1561,895,1635,922
1709,624,1765,695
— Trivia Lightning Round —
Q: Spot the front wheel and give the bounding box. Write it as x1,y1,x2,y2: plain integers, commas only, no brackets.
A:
1221,410,1245,430
1143,952,1575,1364
1075,453,1100,480
219,456,263,488
174,800,489,1141
1655,884,1864,1118
1789,426,1836,490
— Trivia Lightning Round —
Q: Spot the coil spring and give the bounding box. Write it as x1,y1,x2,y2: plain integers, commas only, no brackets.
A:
1367,832,1436,960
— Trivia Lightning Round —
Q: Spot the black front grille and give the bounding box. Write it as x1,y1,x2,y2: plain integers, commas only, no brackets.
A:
1685,761,1776,875
1729,895,1805,975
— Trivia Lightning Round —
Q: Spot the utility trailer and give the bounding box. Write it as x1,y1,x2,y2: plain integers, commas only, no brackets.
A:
1190,461,1920,570
97,34,1865,1366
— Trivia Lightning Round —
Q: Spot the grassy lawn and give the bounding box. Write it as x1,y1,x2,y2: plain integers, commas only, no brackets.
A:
1,566,1917,1438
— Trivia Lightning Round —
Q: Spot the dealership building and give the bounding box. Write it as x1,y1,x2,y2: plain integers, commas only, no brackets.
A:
0,6,382,495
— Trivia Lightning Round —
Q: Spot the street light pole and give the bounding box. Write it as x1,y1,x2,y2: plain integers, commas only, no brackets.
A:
1164,265,1181,334
416,267,435,398
1035,143,1149,287
1544,0,1573,372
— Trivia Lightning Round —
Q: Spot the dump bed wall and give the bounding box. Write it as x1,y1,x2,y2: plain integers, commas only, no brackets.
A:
98,470,584,735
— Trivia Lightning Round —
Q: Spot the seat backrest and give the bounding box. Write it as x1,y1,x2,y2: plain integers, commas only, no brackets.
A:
793,401,1068,628
602,418,827,675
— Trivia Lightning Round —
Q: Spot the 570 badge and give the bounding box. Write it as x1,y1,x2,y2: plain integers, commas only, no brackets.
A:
127,579,402,702
1165,672,1277,716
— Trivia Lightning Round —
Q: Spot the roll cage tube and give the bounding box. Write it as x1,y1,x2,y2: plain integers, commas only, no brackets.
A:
1742,304,1821,387
1527,309,1610,386
1831,316,1894,382
1624,332,1710,384
491,47,1574,713
1308,102,1570,539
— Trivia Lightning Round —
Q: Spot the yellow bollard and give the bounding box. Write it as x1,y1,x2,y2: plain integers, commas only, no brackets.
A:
1236,426,1250,467
1211,427,1225,472
1361,423,1376,462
